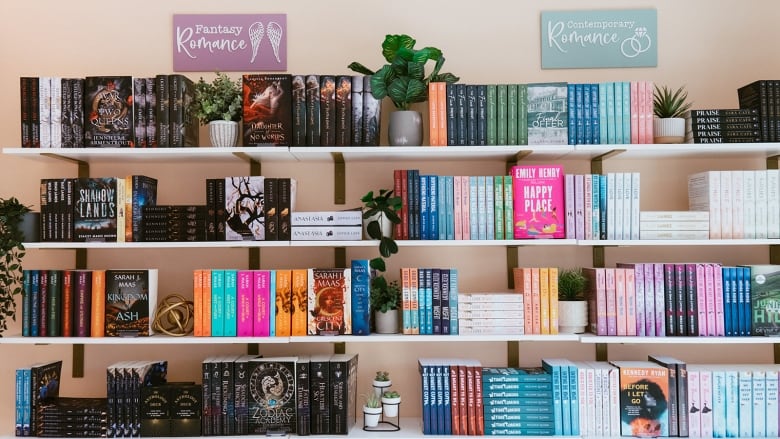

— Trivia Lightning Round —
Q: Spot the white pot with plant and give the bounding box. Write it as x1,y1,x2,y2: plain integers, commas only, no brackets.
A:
653,85,692,144
381,390,402,418
348,34,459,146
191,72,243,147
362,392,382,428
372,370,392,398
557,267,589,334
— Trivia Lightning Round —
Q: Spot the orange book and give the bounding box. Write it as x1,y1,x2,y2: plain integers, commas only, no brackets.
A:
201,269,212,336
436,82,448,146
548,267,559,335
275,269,292,336
290,269,308,336
124,175,133,242
193,269,203,337
409,267,419,334
61,270,74,337
539,267,550,334
401,267,412,334
428,82,439,146
90,270,105,337
513,267,533,335
531,268,541,334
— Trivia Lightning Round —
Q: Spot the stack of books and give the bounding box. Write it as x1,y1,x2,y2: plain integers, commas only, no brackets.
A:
483,367,554,436
639,211,710,240
457,293,523,335
684,108,761,144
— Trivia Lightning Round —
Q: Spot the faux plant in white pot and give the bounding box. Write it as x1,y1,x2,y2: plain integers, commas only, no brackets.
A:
653,85,692,144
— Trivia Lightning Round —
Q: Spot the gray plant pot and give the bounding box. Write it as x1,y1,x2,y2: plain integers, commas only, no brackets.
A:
388,110,423,146
374,309,400,334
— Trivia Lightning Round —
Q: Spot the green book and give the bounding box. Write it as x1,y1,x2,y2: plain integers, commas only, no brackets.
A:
497,84,508,145
46,270,62,337
494,175,505,240
487,85,498,145
518,84,528,145
507,84,519,145
503,175,514,240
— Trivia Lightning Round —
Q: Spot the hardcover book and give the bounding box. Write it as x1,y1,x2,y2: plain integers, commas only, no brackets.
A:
362,76,381,146
73,177,118,242
746,264,780,335
511,165,565,239
168,74,199,147
329,353,358,434
126,175,158,242
104,269,158,337
527,82,568,145
225,176,265,241
291,74,306,146
242,74,292,146
307,268,351,335
305,74,321,146
246,358,297,434
83,76,134,147
335,75,352,146
610,360,670,437
319,75,336,146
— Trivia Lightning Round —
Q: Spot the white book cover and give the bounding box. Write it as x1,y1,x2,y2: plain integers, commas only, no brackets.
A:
630,172,640,240
584,173,593,240
730,170,744,238
290,226,362,241
614,172,624,240
50,77,62,148
572,361,595,437
290,210,362,226
752,369,766,438
565,174,575,239
765,368,779,437
688,170,721,239
743,170,757,239
711,369,727,438
687,368,701,438
639,210,710,221
755,169,768,239
575,174,585,240
39,76,51,148
607,172,616,240
588,362,604,437
640,230,709,240
724,368,740,438
485,175,495,240
720,171,733,239
766,169,779,239
640,220,710,231
592,174,601,240
737,369,753,438
477,175,487,240
699,368,714,438
608,364,620,437
622,172,632,239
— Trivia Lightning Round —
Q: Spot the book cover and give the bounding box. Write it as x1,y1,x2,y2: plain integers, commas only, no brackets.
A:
89,269,105,337
746,264,780,335
361,75,381,146
350,259,370,335
242,74,292,146
275,269,292,337
225,176,265,241
610,360,670,437
104,269,158,337
334,75,352,146
73,177,118,242
263,177,279,241
319,75,336,146
290,269,308,336
295,355,310,436
511,165,565,239
309,355,330,434
351,76,363,146
291,74,307,146
168,74,198,147
246,358,297,434
30,360,63,436
83,76,134,147
74,270,92,337
307,268,351,335
329,353,358,434
127,175,157,242
527,82,568,145
305,74,321,146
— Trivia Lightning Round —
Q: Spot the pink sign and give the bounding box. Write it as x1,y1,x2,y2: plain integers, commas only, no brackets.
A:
173,14,287,72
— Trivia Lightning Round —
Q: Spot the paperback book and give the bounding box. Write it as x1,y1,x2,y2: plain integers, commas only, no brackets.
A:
83,76,134,147
104,269,158,337
242,74,292,146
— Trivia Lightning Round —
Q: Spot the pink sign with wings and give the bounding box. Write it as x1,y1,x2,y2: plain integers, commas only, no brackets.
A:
173,14,287,72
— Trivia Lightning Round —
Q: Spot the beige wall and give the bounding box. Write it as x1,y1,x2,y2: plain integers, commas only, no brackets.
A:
0,0,778,430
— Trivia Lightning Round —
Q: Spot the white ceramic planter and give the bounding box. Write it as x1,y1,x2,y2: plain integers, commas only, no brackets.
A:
374,309,399,334
558,300,588,334
653,117,686,144
363,405,382,427
208,120,239,147
381,395,401,417
363,212,393,239
372,379,392,398
388,110,423,146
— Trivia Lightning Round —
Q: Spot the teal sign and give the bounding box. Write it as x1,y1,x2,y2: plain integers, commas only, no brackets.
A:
541,9,657,69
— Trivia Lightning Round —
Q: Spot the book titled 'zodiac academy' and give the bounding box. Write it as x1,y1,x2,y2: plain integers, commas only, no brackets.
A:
104,269,158,337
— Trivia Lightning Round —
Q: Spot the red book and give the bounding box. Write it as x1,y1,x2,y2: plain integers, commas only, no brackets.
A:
307,268,351,335
393,169,403,240
90,269,105,337
39,270,48,336
61,270,74,337
437,82,448,146
473,361,484,435
465,361,476,435
74,270,92,337
449,361,460,435
458,364,468,434
193,269,203,337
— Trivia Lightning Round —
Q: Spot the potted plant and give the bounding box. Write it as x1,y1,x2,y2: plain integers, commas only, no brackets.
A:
557,267,589,334
348,34,459,146
0,197,32,336
372,370,392,397
362,392,382,428
381,390,402,418
653,85,692,144
191,72,243,147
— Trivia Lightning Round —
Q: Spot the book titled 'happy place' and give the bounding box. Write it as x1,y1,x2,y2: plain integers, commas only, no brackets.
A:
511,165,565,239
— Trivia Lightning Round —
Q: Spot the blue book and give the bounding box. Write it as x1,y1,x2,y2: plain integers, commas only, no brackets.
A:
445,176,455,240
485,176,495,240
350,259,371,335
725,368,740,438
568,362,579,436
432,269,442,335
411,169,421,239
567,83,576,145
437,176,447,240
429,175,439,240
441,269,450,335
605,82,616,144
741,266,752,336
599,175,608,239
722,267,733,336
738,369,753,438
442,364,452,434
469,176,479,240
29,270,40,337
712,369,727,437
449,269,459,335
21,367,30,436
419,174,429,240
425,269,434,335
591,174,601,240
269,270,276,336
211,269,225,336
418,269,429,335
575,83,584,145
22,270,31,337
599,82,608,144
736,266,746,336
540,359,564,435
223,269,237,336
614,81,623,145
436,364,445,434
15,368,24,436
591,83,601,144
583,83,592,144
418,359,433,434
622,81,631,144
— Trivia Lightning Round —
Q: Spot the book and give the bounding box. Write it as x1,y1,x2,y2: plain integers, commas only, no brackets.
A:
305,74,321,146
274,270,292,337
168,74,198,147
263,177,279,241
242,74,292,146
527,82,568,145
511,165,565,239
610,360,670,437
73,177,118,242
307,268,351,335
334,75,352,146
290,210,362,226
83,76,134,147
225,176,265,241
329,353,358,434
126,175,158,242
351,259,370,335
309,354,330,434
319,75,336,146
246,358,297,434
30,360,63,436
746,264,780,335
295,355,310,436
104,269,158,337
362,75,381,146
292,74,307,146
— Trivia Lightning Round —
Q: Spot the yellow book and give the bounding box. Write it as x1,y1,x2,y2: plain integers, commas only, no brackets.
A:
548,267,559,335
290,269,308,336
531,268,541,334
90,270,105,337
539,267,550,334
124,175,133,242
275,270,292,336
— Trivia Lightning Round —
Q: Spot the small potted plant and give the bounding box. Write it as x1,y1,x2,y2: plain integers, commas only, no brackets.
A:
372,370,392,397
362,392,382,428
381,390,402,418
557,267,589,334
348,34,459,145
191,72,243,147
361,189,403,333
653,84,692,144
0,197,33,336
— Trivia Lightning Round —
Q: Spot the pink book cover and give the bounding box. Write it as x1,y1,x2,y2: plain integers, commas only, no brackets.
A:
624,268,637,336
253,270,271,336
565,174,575,239
511,165,565,239
574,174,585,240
454,175,463,240
605,268,617,336
614,268,627,335
637,81,646,144
461,175,471,240
630,81,639,144
644,81,653,145
593,268,607,335
695,263,708,336
653,263,666,336
712,263,725,336
617,263,646,336
584,174,592,240
704,263,716,336
531,267,541,334
642,263,655,336
237,270,254,337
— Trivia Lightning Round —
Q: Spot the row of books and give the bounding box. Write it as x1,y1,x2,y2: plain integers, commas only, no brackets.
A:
565,172,641,241
19,75,198,149
685,108,761,144
586,264,780,337
193,262,371,337
513,267,558,335
399,267,459,335
21,269,158,338
688,169,780,240
14,360,63,437
737,80,780,143
638,211,711,241
138,383,200,437
200,354,357,436
106,360,168,438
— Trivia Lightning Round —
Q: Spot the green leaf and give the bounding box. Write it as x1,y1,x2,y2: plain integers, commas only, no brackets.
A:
382,34,416,62
347,62,375,76
370,258,386,272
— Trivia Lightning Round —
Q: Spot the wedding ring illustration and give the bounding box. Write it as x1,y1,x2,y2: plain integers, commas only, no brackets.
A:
621,26,651,58
248,21,265,63
267,21,283,63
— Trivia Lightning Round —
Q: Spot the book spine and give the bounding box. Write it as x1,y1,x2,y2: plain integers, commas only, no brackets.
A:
20,78,32,148
319,75,336,146
223,269,238,336
305,74,321,146
335,75,352,147
296,357,310,436
428,82,439,146
507,84,518,145
293,74,308,146
497,84,508,145
155,74,170,147
291,269,308,336
362,75,380,146
350,76,362,146
486,84,497,145
74,271,91,337
144,77,156,147
39,77,51,148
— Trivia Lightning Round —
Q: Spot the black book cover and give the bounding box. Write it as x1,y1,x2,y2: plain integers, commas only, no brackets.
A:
335,75,352,146
291,74,307,146
446,83,457,146
477,85,488,145
30,360,63,436
242,74,292,146
156,74,170,147
133,77,147,148
648,355,688,437
466,84,478,146
104,269,155,337
200,357,213,436
30,77,40,148
205,179,217,241
140,386,171,437
329,353,358,435
441,268,451,335
20,77,32,148
46,270,62,337
145,77,157,148
221,355,239,435
737,80,770,142
169,383,201,437
247,358,297,434
295,355,311,436
319,75,336,146
131,361,168,436
83,76,134,147
60,78,74,148
309,355,330,434
305,74,321,146
211,357,222,435
73,177,118,242
361,76,381,146
456,83,468,146
351,76,364,146
264,177,279,241
278,178,293,241
129,175,158,242
233,355,258,435
71,78,85,148
169,74,199,147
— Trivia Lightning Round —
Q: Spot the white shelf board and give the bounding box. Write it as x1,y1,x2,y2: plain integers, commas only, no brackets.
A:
289,240,374,247
289,145,574,162
580,239,780,246
576,142,780,159
580,334,780,344
398,239,577,247
2,146,295,163
289,334,579,343
23,241,292,249
0,335,289,345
